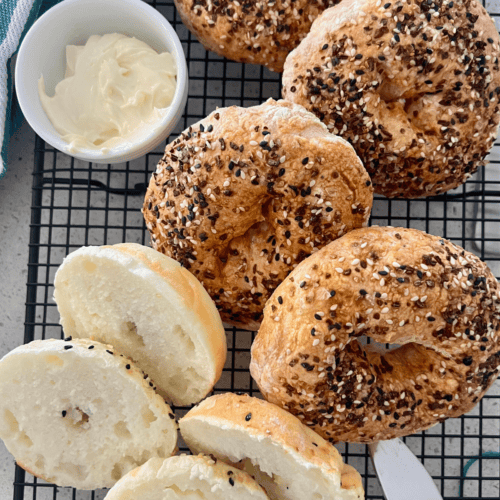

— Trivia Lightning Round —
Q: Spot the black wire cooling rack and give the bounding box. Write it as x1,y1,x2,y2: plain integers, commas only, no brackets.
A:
12,0,500,498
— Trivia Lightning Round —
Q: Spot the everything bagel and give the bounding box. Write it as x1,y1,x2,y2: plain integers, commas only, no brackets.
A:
250,226,500,442
143,99,373,329
282,0,500,198
174,0,339,72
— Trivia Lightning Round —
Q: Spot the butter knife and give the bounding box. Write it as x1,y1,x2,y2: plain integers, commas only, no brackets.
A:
368,438,443,500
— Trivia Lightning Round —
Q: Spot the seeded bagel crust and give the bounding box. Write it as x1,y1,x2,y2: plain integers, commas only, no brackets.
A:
282,0,500,198
143,99,373,329
174,0,339,72
250,227,500,443
180,393,364,500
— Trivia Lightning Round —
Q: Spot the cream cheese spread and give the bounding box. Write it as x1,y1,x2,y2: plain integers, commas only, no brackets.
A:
38,33,177,153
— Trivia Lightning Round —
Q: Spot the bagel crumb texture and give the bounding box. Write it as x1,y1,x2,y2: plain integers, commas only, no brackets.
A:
143,99,373,329
180,393,365,499
0,338,178,489
174,0,339,72
282,0,500,198
250,227,500,443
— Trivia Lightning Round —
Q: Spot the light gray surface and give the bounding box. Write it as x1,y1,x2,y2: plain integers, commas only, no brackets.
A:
0,120,35,500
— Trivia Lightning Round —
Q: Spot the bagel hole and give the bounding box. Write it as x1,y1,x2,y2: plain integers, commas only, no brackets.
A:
359,336,401,354
376,77,431,132
63,407,90,429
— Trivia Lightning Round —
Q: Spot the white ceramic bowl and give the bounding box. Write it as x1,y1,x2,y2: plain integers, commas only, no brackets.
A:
15,0,188,164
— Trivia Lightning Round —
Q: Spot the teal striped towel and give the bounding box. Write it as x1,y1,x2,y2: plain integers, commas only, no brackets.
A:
0,0,61,179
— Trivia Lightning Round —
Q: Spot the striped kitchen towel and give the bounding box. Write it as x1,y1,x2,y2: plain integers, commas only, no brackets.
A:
0,0,60,179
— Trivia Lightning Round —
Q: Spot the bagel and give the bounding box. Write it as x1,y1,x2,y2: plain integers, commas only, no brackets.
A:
282,0,500,198
0,339,177,489
179,393,364,500
174,0,338,72
104,455,270,500
250,226,500,443
53,243,226,406
143,99,373,329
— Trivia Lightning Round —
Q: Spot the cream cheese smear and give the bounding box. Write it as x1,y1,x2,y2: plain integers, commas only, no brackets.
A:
38,33,177,153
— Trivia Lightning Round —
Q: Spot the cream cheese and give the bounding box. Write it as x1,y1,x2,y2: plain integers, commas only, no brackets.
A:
38,33,177,153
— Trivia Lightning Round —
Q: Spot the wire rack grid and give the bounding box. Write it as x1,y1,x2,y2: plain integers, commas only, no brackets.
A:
12,0,500,498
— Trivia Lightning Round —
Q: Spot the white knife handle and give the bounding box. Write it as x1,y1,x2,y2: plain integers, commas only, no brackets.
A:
368,438,443,500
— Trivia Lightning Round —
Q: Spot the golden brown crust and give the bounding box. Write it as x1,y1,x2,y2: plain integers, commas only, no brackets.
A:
180,393,364,496
173,0,339,72
250,227,500,442
143,99,373,328
341,464,362,490
282,0,500,198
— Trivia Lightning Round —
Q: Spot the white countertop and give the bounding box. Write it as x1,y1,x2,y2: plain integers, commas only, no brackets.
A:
0,120,35,500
